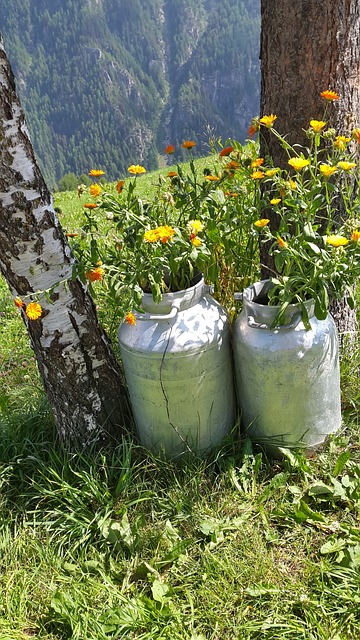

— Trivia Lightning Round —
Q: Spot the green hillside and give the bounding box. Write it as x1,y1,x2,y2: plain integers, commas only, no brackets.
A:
1,0,260,187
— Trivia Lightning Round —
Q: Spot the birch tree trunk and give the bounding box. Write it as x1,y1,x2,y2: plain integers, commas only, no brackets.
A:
259,0,360,343
0,35,130,444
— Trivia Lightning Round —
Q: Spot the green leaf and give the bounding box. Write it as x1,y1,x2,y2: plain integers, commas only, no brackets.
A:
151,579,169,603
333,450,351,476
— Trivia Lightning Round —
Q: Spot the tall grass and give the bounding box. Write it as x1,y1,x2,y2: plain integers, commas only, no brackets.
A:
0,162,359,638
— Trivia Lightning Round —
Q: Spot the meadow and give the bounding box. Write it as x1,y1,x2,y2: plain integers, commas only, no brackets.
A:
0,161,360,639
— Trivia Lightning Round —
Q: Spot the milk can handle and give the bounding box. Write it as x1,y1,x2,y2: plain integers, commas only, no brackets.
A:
247,312,302,330
136,301,180,321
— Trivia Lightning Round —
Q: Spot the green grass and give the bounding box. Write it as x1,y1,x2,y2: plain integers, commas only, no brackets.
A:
1,165,360,638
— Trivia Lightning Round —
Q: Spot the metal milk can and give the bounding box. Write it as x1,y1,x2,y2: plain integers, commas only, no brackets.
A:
118,276,235,458
233,280,341,455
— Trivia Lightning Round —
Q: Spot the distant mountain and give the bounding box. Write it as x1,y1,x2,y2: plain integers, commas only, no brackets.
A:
1,0,260,187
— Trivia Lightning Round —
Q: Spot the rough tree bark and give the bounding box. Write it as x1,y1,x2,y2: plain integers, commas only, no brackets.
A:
259,0,360,343
0,35,130,444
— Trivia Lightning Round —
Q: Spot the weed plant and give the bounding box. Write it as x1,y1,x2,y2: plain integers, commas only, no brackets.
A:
0,161,360,639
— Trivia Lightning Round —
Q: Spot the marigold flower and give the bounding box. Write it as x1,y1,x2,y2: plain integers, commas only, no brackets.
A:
319,164,338,178
188,219,204,233
337,161,357,171
351,128,360,143
250,170,265,180
128,164,146,175
125,312,137,326
277,237,288,249
310,120,327,133
167,171,178,178
164,144,175,154
254,219,270,228
191,236,202,247
270,198,281,205
289,179,297,190
25,302,42,320
157,225,175,243
66,232,79,237
205,175,219,181
265,168,279,177
86,267,104,282
326,235,349,247
89,169,105,177
181,140,196,149
84,203,98,209
334,135,350,150
116,180,125,193
320,90,340,101
288,157,310,171
144,229,159,243
219,146,234,157
226,160,240,170
14,297,24,308
248,123,259,137
251,158,264,168
351,230,360,242
89,184,101,197
259,114,277,128
224,191,238,197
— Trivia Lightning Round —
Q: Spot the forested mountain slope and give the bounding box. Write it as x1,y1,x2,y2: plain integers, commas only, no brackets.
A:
1,0,260,186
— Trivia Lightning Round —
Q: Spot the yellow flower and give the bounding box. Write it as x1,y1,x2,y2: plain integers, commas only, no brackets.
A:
319,164,338,178
89,169,105,177
144,229,159,243
259,114,277,127
289,179,297,190
205,175,220,181
128,164,146,175
25,302,42,320
265,168,279,177
89,184,101,197
310,120,327,132
251,158,264,168
334,135,350,150
188,220,204,233
320,89,340,101
337,161,357,171
251,170,265,180
351,128,360,143
351,230,360,242
157,225,175,243
277,237,288,249
191,236,202,247
85,267,105,282
254,219,270,228
125,312,137,326
288,157,310,171
326,235,349,247
270,198,281,205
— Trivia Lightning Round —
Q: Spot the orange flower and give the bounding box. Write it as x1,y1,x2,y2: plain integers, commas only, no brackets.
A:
248,119,260,137
250,170,265,180
224,191,238,197
125,312,137,326
116,180,125,193
86,267,105,282
89,169,105,177
351,128,360,144
181,140,196,149
66,233,79,237
320,90,340,101
251,158,264,168
351,230,360,242
277,237,288,249
167,171,178,178
84,203,98,209
226,160,240,170
191,236,202,247
25,302,42,320
164,144,175,154
89,184,101,197
14,297,24,308
219,146,234,157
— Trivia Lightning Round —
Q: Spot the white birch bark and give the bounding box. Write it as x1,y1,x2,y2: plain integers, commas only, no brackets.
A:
0,35,129,444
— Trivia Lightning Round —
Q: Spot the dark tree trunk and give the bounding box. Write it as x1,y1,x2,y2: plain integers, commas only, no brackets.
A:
259,0,360,342
0,35,130,444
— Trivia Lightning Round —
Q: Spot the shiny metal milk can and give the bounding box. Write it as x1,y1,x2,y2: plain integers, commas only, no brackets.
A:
233,280,341,455
118,277,235,458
